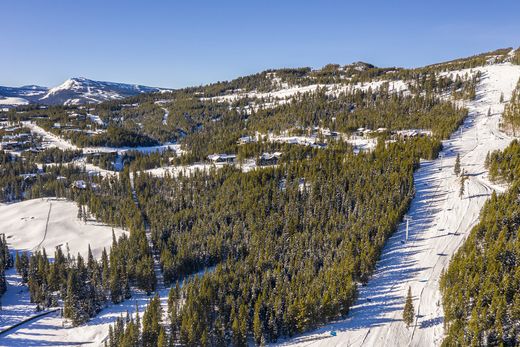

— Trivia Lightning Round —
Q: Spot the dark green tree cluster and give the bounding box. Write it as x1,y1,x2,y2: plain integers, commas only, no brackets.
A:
15,229,155,326
441,141,520,346
502,78,520,135
0,234,12,297
22,148,82,164
407,71,479,101
0,150,38,201
104,294,164,347
485,139,520,183
511,47,520,65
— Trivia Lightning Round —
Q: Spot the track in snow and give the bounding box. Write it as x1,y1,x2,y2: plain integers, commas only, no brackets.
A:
278,63,520,347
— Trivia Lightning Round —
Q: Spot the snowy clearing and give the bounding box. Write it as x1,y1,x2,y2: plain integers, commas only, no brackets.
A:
0,198,127,336
278,63,520,347
0,198,127,259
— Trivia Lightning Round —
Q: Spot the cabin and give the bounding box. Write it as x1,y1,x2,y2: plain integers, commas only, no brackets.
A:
321,128,339,138
395,129,432,139
208,153,236,164
258,152,282,166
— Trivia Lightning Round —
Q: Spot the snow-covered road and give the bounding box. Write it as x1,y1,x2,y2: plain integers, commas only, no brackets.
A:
279,63,520,347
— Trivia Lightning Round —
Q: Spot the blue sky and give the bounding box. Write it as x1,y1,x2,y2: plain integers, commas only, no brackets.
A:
2,0,519,88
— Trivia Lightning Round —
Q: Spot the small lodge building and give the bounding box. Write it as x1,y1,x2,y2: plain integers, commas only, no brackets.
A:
208,153,237,164
258,152,282,166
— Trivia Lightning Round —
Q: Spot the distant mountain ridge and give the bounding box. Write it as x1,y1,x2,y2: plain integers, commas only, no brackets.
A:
0,77,168,107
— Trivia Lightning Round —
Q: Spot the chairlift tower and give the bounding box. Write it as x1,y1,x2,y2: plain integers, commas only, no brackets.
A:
404,215,412,242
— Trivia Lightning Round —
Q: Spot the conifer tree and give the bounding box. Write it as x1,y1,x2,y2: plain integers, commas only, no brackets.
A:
403,286,414,327
459,169,468,199
142,294,162,347
454,153,461,176
253,296,264,344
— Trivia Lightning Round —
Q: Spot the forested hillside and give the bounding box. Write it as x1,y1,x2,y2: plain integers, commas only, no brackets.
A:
2,47,519,345
441,140,520,346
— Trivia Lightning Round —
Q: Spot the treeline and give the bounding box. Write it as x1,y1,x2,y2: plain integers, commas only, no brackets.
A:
22,148,82,164
421,48,513,72
440,141,520,346
68,126,159,148
15,228,155,326
485,139,520,183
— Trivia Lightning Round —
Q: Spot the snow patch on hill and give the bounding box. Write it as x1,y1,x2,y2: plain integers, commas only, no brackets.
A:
202,79,409,111
0,97,29,106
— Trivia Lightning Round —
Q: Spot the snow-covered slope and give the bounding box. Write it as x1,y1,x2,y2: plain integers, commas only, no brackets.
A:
0,85,47,106
0,77,167,107
0,198,127,258
0,198,128,335
278,63,520,347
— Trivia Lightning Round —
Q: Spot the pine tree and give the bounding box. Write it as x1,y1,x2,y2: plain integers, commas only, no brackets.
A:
101,248,110,292
454,153,461,176
142,294,162,347
459,169,467,199
82,206,88,224
253,296,264,344
157,327,168,347
403,286,414,327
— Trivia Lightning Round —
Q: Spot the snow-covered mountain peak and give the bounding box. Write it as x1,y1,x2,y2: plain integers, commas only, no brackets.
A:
0,77,168,107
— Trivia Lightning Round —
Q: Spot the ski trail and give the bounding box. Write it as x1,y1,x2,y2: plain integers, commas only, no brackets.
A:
278,63,520,347
32,201,52,252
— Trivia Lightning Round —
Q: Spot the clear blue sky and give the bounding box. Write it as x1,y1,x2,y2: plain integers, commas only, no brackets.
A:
2,0,519,88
